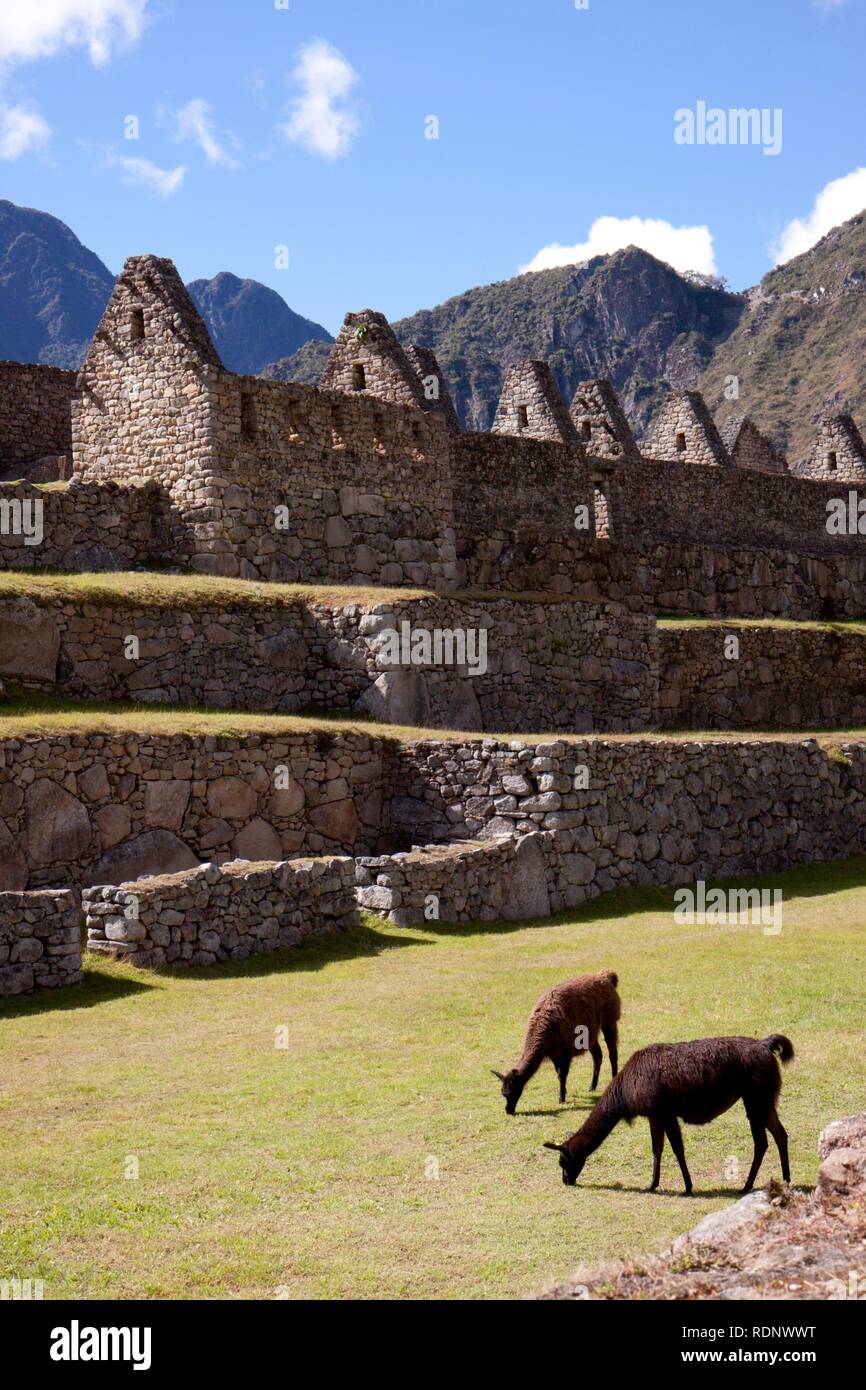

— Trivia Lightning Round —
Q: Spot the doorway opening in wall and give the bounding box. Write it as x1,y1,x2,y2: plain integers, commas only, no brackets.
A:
130,308,145,342
593,483,612,539
352,363,367,391
676,432,686,454
241,391,257,437
517,405,529,430
580,419,592,441
828,451,838,471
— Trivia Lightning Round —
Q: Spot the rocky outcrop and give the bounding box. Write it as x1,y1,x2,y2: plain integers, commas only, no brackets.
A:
537,1113,866,1300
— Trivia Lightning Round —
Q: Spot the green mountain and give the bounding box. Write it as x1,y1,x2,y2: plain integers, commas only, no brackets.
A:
699,211,866,465
187,272,332,376
0,199,115,368
265,247,745,434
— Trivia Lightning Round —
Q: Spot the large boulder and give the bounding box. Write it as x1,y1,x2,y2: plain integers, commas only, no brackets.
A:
310,798,359,845
505,835,550,919
270,776,306,817
817,1113,866,1195
257,630,309,671
144,780,191,830
0,597,59,682
83,830,199,887
356,670,430,727
25,780,91,865
232,818,282,862
206,777,257,820
439,679,483,732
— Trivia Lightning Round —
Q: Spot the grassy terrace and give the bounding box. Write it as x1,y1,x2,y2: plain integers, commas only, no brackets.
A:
0,569,572,611
658,614,866,635
4,568,866,631
2,691,866,749
1,857,864,1299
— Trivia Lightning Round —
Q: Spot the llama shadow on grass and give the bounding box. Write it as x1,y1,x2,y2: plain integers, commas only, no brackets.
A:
515,1098,597,1118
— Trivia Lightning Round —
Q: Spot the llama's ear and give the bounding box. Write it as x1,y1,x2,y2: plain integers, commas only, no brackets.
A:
543,1141,565,1152
491,1070,505,1081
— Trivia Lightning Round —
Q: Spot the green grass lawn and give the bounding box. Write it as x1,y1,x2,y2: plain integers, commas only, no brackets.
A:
2,857,865,1301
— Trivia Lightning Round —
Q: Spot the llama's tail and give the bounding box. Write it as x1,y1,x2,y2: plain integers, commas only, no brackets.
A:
764,1034,794,1064
602,970,619,989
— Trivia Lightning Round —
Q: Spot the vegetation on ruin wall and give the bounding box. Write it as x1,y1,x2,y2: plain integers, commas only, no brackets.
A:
0,856,863,1298
657,614,866,635
5,693,866,750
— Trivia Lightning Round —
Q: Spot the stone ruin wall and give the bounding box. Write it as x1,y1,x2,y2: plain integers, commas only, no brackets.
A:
659,623,866,730
0,889,82,996
0,729,384,894
356,834,574,926
0,589,657,734
84,856,357,970
5,730,866,909
0,479,176,573
385,736,866,889
206,373,457,586
7,585,866,735
0,361,77,480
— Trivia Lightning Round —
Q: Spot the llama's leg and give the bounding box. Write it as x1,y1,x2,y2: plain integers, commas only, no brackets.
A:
649,1115,665,1191
766,1106,790,1183
602,1021,618,1077
742,1103,769,1193
663,1117,693,1195
588,1036,603,1092
555,1052,571,1103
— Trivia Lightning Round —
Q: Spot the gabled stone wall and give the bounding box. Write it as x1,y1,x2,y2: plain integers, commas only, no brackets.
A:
643,390,731,467
491,362,581,445
796,414,866,483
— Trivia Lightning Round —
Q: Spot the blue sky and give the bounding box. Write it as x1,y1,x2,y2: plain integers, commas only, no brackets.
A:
1,0,865,333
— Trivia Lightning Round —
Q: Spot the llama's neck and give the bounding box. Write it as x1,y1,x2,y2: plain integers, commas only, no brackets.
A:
515,1039,548,1084
569,1084,625,1158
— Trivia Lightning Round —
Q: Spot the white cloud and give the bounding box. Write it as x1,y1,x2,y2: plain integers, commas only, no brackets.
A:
105,152,185,197
520,215,718,277
0,0,149,70
0,103,51,159
279,39,360,161
772,167,866,265
172,98,239,168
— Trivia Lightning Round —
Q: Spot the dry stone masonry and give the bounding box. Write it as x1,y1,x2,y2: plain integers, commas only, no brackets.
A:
3,247,866,980
0,586,657,733
83,856,357,969
0,361,75,481
0,889,81,994
2,261,866,618
796,413,866,482
569,378,641,463
721,416,788,474
491,361,581,445
643,390,732,467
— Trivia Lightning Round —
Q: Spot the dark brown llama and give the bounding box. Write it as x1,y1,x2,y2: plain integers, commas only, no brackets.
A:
544,1034,793,1194
492,969,620,1115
